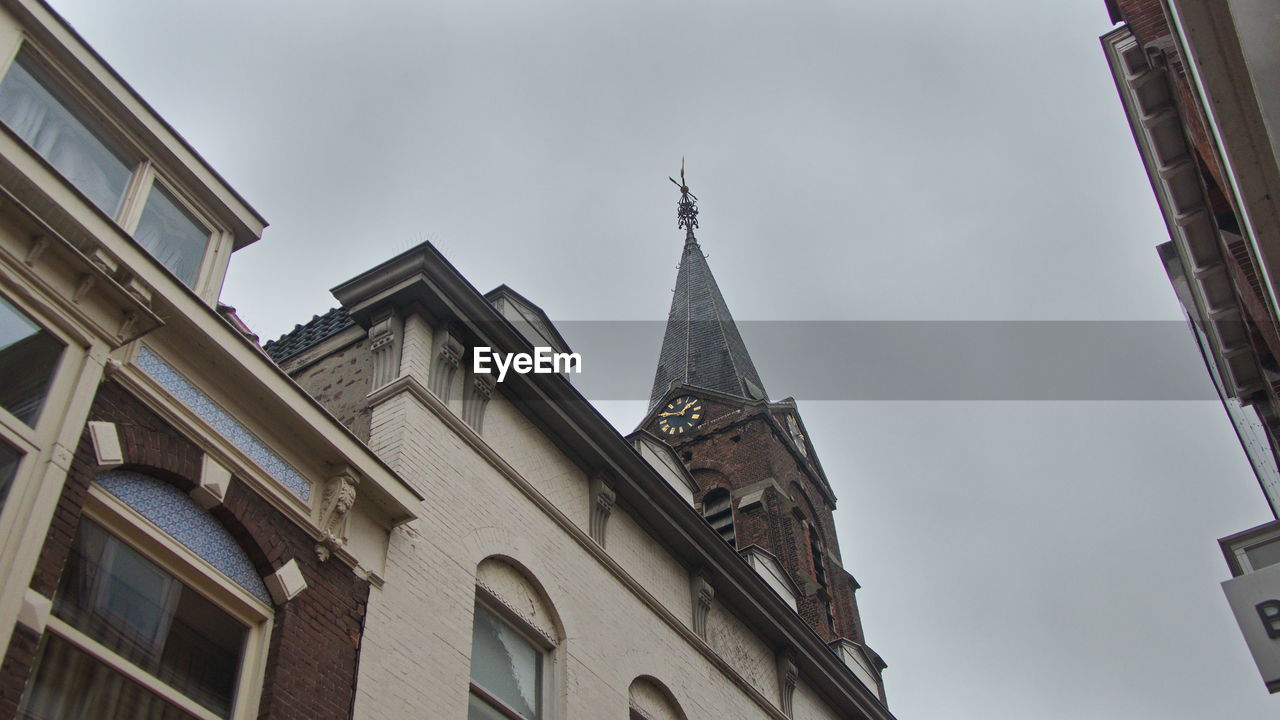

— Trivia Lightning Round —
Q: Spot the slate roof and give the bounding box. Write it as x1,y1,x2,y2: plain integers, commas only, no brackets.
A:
263,307,355,363
648,231,768,411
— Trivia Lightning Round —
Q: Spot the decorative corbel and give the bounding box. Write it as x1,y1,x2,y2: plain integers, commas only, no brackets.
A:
463,370,495,431
315,465,360,562
429,331,464,401
101,358,123,381
777,650,798,718
24,235,48,266
368,309,403,389
89,247,117,275
117,311,138,341
72,275,95,303
691,568,714,640
588,474,616,546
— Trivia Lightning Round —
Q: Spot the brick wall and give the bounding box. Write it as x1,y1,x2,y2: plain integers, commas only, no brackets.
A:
0,627,37,718
288,338,375,443
0,380,370,720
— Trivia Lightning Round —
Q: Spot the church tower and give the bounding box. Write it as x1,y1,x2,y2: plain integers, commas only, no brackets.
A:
639,169,887,699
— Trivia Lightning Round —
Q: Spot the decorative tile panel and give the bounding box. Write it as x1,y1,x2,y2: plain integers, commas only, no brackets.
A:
135,345,311,501
96,469,272,604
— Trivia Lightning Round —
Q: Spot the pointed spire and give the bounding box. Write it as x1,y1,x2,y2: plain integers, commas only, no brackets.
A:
649,166,768,411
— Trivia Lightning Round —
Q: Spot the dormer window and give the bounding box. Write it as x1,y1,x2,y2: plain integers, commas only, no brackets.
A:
0,50,133,216
134,182,212,288
0,48,225,293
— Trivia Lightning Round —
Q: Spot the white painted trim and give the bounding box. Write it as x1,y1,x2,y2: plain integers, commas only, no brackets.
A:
0,280,105,654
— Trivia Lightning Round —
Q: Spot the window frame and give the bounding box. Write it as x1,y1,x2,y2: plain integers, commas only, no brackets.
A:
0,40,234,301
0,288,76,445
0,282,89,574
468,592,554,720
121,167,231,295
28,483,273,720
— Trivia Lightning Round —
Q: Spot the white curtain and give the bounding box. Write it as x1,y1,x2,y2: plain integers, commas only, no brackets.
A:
131,188,207,287
0,56,130,215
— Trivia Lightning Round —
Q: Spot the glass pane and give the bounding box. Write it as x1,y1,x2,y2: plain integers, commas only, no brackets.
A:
54,520,248,719
133,184,209,288
0,52,133,216
0,295,64,427
469,603,541,720
469,693,514,720
19,633,199,720
0,441,19,514
1247,538,1280,572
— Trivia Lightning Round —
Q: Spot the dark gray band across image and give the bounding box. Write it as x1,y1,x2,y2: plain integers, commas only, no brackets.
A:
496,321,1232,401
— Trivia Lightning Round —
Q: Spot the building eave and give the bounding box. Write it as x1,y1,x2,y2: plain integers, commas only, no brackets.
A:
144,274,424,525
1102,25,1265,399
1162,0,1280,324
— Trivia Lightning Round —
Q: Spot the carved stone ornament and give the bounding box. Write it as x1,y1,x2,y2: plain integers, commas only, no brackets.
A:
588,475,616,546
368,309,403,389
691,569,714,640
463,371,496,431
473,373,495,400
777,650,798,718
440,338,463,368
315,466,360,562
429,332,465,401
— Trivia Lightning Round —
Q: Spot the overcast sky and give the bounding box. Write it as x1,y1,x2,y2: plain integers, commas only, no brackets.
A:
45,0,1280,717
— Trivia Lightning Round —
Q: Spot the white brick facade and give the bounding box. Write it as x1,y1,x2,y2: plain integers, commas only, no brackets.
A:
351,310,848,720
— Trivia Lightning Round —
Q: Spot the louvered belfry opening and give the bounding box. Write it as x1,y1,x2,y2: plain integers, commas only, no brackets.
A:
702,489,736,548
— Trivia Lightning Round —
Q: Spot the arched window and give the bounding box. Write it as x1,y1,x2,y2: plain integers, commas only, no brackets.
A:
791,484,836,634
19,470,272,720
701,488,735,547
468,557,561,720
628,676,687,720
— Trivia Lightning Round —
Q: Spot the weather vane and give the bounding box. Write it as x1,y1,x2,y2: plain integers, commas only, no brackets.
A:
669,158,698,232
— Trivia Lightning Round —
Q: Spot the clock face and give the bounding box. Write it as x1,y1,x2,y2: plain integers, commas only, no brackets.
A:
657,395,704,436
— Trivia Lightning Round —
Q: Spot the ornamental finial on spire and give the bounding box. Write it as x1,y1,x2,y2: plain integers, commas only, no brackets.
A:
668,157,699,235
